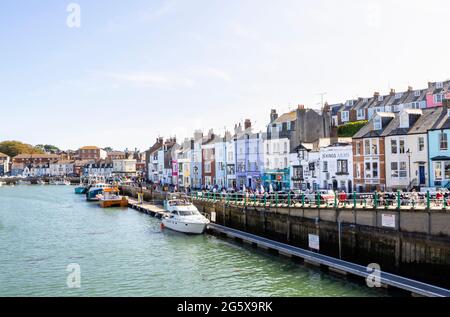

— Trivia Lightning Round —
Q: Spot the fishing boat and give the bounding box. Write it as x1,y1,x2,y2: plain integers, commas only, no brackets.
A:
96,187,128,208
86,183,112,201
74,177,87,194
162,197,209,234
75,186,87,194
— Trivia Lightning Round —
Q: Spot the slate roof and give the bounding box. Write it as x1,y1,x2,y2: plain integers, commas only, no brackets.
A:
353,113,395,139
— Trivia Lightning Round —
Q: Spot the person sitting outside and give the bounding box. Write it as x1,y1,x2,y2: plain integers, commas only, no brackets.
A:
338,190,347,207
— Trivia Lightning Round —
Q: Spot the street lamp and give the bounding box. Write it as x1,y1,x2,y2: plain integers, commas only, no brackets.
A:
407,149,412,185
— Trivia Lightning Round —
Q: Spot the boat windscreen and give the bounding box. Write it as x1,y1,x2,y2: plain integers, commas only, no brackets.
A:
177,210,199,216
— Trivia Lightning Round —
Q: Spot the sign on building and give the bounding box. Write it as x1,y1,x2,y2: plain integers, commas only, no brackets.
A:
381,214,396,228
308,234,320,250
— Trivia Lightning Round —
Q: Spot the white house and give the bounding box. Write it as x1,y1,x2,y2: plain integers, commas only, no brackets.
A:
84,162,113,178
0,152,10,175
290,144,320,191
113,159,137,177
49,160,74,176
214,135,227,189
262,137,291,190
28,163,50,177
319,143,353,192
384,109,432,190
225,135,236,189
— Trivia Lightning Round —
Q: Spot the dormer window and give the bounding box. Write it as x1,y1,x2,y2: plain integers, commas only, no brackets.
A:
378,96,384,102
447,109,450,118
341,111,349,122
374,117,382,130
414,90,421,97
434,94,443,103
357,109,365,120
395,93,402,99
437,82,444,89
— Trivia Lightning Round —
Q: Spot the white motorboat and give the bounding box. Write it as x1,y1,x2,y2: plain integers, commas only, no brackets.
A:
162,198,209,234
51,179,71,185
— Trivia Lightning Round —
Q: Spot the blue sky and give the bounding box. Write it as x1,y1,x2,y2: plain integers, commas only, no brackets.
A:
1,0,449,151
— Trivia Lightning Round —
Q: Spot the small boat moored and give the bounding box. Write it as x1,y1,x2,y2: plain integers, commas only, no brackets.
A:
162,196,209,234
86,183,112,201
97,187,128,208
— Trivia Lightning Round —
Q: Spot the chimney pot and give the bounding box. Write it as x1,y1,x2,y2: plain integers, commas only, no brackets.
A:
244,119,251,130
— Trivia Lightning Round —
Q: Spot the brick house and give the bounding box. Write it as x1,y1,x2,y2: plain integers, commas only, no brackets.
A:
353,112,394,192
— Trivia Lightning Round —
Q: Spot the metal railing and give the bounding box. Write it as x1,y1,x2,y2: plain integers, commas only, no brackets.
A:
190,190,450,210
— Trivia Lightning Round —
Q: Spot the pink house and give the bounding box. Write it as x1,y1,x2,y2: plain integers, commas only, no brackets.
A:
426,81,450,108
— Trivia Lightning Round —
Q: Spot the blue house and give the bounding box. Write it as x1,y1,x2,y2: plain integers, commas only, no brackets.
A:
427,104,450,187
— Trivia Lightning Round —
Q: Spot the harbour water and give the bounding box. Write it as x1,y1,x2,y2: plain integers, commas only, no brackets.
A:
0,186,388,297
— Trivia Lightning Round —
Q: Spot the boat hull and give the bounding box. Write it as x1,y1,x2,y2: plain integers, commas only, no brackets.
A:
86,188,103,201
162,218,207,234
75,187,87,194
100,197,128,208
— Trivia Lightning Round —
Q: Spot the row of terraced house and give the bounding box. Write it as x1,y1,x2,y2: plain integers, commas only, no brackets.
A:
144,80,450,193
2,147,143,178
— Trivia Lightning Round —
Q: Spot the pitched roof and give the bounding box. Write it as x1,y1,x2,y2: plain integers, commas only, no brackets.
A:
79,146,100,150
13,153,59,159
273,110,296,124
353,113,395,138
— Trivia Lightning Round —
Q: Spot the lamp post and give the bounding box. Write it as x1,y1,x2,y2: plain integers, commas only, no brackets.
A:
407,149,412,186
194,165,198,189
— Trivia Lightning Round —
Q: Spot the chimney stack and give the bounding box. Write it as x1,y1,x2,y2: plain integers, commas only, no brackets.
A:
244,119,251,130
297,104,305,110
374,92,380,97
408,86,413,92
270,109,278,123
390,88,396,95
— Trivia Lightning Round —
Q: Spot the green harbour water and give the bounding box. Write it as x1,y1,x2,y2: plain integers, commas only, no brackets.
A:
0,186,388,297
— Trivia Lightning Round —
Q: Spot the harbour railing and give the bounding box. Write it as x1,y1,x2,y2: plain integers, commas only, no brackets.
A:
190,190,450,210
